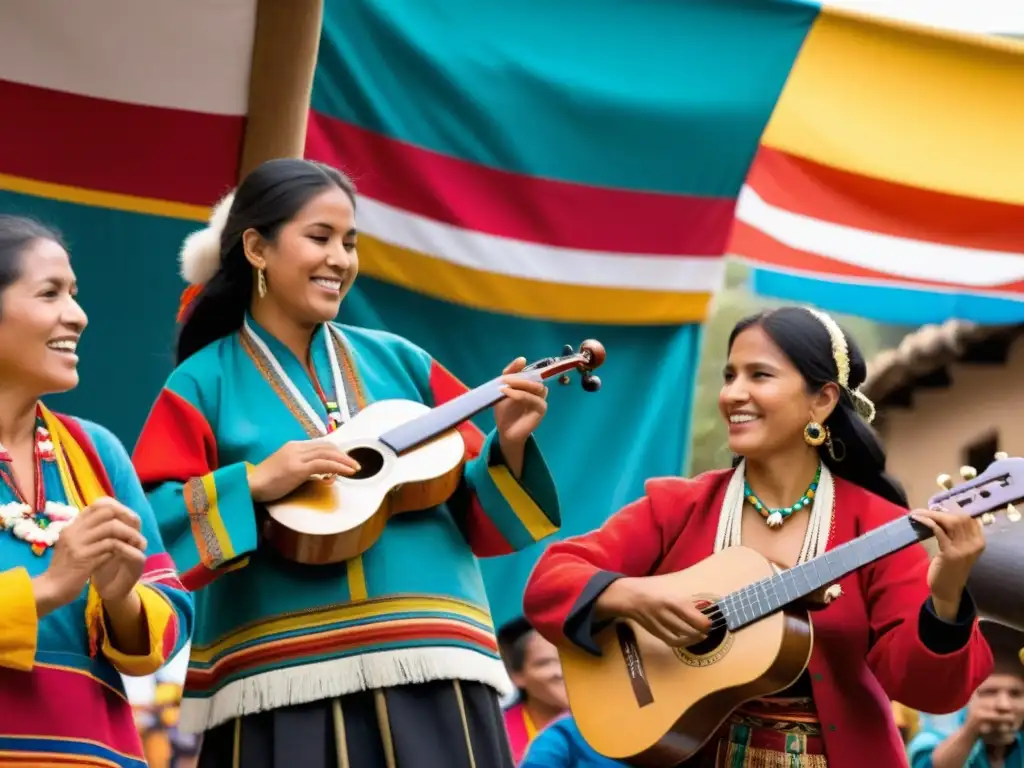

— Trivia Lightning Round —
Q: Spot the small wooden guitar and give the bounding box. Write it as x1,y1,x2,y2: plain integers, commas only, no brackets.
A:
263,341,606,565
559,455,1024,767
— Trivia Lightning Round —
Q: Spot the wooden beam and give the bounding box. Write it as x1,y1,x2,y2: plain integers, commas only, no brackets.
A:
238,0,324,178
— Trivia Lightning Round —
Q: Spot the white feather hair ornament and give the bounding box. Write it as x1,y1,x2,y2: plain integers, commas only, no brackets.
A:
179,191,236,286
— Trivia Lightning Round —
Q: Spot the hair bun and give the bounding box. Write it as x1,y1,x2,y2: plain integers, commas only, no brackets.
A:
179,191,236,285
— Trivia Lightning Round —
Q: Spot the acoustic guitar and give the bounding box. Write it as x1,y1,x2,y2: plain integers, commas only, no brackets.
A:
559,455,1023,767
263,340,606,565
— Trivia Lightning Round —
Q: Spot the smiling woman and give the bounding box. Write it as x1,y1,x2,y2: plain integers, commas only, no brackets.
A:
131,158,562,768
0,215,193,768
524,305,995,768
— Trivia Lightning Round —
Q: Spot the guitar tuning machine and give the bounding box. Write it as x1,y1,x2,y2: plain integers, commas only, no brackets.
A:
995,451,1009,461
981,512,996,526
559,343,603,393
1008,503,1022,523
936,473,954,490
960,465,977,481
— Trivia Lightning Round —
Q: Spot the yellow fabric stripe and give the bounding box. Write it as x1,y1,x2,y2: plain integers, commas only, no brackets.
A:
200,472,236,561
762,8,1024,204
189,595,493,662
1,175,712,324
42,405,102,508
358,237,712,325
346,556,368,601
0,568,39,671
100,585,175,677
487,464,558,542
0,173,210,221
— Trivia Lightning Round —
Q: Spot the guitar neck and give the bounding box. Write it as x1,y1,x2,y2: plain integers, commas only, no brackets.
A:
720,515,942,631
378,372,543,455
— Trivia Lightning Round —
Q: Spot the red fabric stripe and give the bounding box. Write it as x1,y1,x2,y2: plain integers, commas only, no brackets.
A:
52,413,115,496
747,146,1024,254
160,621,178,661
142,552,177,576
186,621,498,688
0,79,243,206
180,564,218,593
428,361,485,457
427,359,513,555
133,389,218,486
306,111,736,256
465,499,515,557
731,220,1024,293
0,665,143,758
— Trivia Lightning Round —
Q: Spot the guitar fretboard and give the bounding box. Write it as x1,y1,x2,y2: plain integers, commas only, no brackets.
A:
718,515,930,630
379,371,545,455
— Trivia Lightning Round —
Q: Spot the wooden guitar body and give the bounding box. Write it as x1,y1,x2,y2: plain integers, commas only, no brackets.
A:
559,546,814,767
264,399,466,565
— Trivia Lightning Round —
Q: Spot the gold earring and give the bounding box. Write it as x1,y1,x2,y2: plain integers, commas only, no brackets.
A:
257,267,267,298
804,421,827,447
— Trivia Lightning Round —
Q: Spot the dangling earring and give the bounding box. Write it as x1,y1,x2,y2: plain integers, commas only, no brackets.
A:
804,421,827,447
827,434,846,462
257,267,267,298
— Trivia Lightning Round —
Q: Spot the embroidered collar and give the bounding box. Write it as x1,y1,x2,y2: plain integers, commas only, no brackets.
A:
240,317,361,438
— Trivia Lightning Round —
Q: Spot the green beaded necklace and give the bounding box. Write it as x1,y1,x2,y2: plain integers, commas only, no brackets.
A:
744,464,821,529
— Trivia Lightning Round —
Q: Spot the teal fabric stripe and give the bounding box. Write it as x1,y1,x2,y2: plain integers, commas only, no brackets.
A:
339,278,702,628
0,191,187,449
312,0,820,195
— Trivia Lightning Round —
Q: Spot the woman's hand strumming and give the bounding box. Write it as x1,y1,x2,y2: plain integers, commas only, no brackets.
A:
595,576,713,648
248,439,361,503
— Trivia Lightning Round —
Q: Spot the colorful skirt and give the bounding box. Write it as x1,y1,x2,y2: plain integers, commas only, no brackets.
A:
707,697,828,768
196,679,514,768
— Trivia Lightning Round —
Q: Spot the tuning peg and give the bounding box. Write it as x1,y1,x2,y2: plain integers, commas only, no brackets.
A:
981,512,996,526
1008,504,1022,523
960,465,977,481
562,344,575,356
580,371,602,393
995,451,1009,461
936,473,954,490
558,374,571,385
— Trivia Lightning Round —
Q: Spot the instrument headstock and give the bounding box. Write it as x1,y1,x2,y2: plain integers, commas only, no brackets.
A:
929,451,1024,527
523,340,606,393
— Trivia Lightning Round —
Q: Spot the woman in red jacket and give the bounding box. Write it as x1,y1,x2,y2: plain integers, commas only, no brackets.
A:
524,306,993,768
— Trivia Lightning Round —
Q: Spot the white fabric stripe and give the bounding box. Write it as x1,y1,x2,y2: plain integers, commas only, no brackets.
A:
0,0,255,116
325,326,352,423
736,185,1024,288
358,196,725,293
178,646,512,734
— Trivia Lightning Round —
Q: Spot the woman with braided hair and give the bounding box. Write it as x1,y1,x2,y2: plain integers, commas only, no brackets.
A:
524,306,993,768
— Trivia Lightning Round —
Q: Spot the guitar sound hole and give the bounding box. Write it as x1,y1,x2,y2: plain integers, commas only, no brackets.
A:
687,620,728,656
347,447,386,480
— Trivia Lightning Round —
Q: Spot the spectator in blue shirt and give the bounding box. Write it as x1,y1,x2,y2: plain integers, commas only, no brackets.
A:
520,715,627,768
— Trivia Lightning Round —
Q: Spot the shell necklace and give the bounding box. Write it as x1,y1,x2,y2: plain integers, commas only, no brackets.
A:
744,464,821,529
0,408,78,555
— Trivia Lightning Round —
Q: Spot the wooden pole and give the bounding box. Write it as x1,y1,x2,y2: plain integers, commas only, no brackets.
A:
238,0,324,178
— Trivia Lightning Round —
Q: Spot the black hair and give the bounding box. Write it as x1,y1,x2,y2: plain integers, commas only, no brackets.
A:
497,617,536,700
0,216,66,312
176,158,356,364
728,307,908,509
